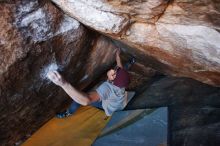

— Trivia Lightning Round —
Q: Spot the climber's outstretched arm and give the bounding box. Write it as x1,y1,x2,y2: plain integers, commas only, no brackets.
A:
116,49,123,68
47,71,100,106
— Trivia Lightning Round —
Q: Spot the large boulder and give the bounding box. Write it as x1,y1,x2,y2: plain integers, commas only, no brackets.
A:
52,0,220,87
0,0,127,145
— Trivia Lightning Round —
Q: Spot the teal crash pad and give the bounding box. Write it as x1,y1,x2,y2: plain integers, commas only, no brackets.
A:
93,107,168,146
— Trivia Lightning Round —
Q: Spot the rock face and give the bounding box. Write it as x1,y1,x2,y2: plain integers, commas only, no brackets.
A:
0,1,155,145
52,0,220,86
126,76,220,146
1,0,219,145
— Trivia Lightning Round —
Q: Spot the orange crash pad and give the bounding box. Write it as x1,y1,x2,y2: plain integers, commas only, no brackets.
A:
22,106,110,146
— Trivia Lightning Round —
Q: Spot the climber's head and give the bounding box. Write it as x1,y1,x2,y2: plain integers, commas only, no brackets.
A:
107,69,116,81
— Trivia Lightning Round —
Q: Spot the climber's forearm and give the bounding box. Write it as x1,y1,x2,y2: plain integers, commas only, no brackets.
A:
60,82,91,106
116,54,123,68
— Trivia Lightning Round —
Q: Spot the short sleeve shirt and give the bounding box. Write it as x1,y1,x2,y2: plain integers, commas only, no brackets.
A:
96,81,127,116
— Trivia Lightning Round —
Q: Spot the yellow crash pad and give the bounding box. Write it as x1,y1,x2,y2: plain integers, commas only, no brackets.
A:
22,106,110,146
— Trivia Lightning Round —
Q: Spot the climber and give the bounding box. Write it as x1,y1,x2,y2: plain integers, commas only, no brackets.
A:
47,49,135,118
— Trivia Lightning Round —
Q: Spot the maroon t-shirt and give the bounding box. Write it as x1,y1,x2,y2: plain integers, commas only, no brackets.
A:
113,67,130,88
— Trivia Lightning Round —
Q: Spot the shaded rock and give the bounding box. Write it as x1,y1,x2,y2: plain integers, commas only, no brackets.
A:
0,1,131,145
0,1,89,145
127,62,157,90
125,76,220,146
52,0,220,86
127,76,220,109
170,107,220,146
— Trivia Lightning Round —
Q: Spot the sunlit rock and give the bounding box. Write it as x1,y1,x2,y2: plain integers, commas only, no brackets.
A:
52,0,220,86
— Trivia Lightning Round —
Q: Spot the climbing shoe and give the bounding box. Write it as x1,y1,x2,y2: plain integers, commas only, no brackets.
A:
129,57,136,65
56,110,72,118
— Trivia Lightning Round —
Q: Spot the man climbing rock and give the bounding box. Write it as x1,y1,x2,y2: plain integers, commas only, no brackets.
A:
47,49,135,118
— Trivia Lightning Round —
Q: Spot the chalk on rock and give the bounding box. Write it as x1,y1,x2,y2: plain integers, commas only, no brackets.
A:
41,63,60,80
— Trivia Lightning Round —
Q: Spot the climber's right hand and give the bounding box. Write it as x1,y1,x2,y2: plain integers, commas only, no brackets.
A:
47,71,66,87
